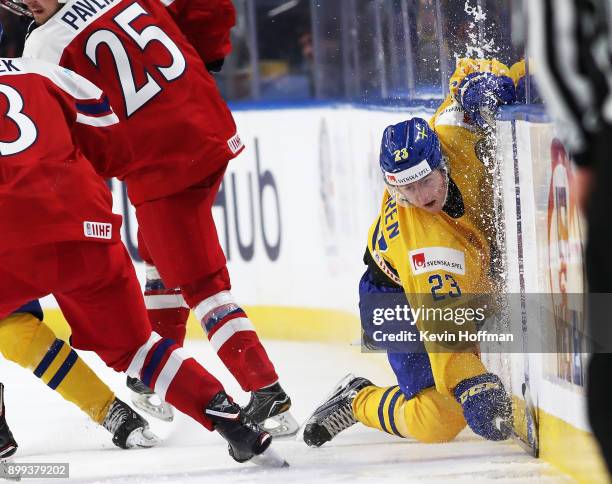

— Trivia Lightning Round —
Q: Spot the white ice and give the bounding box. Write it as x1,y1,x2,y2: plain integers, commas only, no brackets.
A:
1,340,568,483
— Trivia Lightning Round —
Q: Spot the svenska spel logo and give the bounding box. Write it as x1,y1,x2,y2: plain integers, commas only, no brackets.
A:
412,252,426,270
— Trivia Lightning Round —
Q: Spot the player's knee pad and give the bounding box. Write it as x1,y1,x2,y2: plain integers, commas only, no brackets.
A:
403,387,466,443
0,312,57,368
193,291,254,352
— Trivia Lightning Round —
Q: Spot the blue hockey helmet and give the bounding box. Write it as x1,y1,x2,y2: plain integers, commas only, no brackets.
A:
380,118,443,187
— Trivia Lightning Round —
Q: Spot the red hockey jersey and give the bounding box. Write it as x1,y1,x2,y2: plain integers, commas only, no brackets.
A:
23,0,243,205
0,57,126,252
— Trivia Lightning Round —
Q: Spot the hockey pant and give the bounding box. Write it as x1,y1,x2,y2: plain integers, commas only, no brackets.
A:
135,171,277,392
0,240,226,430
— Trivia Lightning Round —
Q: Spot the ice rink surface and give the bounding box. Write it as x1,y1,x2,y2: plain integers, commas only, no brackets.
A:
1,340,569,483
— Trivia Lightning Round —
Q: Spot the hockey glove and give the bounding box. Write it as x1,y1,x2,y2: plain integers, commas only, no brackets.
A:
206,58,225,73
458,72,516,128
454,373,513,441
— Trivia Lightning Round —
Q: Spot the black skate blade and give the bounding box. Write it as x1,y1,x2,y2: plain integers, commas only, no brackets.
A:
251,447,289,468
0,459,21,481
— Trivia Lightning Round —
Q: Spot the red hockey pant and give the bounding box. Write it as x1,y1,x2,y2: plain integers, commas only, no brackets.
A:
135,168,278,391
0,240,223,429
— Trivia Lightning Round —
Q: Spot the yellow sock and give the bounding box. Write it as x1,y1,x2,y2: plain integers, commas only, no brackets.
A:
353,385,466,443
0,313,115,424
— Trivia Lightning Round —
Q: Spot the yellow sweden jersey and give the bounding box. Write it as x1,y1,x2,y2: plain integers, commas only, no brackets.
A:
367,97,495,308
366,101,496,394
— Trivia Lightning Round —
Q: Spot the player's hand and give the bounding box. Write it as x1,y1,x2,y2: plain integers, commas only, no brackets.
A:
454,373,513,441
206,58,225,73
449,58,511,95
457,72,516,128
510,59,542,104
449,58,515,128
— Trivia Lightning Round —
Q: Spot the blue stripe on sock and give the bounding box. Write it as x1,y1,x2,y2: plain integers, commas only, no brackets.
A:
204,307,244,334
387,387,403,437
47,350,78,390
33,340,64,378
377,387,395,434
141,339,175,387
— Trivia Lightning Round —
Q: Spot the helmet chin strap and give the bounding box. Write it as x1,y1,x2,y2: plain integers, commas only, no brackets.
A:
439,164,450,209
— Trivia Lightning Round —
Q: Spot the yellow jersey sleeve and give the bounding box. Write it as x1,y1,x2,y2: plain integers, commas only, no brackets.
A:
366,190,403,286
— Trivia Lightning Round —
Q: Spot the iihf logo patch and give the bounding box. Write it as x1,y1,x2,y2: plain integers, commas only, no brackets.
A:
84,221,112,240
227,133,243,154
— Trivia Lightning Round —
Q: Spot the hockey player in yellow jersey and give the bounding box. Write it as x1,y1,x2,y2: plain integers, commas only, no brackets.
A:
0,301,159,450
304,59,515,446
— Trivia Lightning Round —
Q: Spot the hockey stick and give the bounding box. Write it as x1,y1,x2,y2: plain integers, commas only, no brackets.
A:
0,0,32,17
496,382,539,458
0,461,21,482
522,381,540,457
498,420,538,458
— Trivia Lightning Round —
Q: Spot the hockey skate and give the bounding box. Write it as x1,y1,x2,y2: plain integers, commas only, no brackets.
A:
102,398,160,449
303,374,372,447
0,384,17,459
126,375,174,422
206,391,288,468
243,382,299,439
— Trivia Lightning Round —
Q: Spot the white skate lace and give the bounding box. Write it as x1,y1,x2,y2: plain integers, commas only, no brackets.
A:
103,402,129,434
321,398,357,437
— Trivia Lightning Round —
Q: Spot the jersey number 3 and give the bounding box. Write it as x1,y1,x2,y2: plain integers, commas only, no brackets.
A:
85,2,186,117
0,84,37,156
428,273,462,301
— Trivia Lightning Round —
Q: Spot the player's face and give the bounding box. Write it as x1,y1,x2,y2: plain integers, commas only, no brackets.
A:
23,0,60,24
396,170,448,214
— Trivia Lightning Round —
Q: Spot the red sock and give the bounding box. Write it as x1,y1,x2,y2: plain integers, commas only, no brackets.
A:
144,265,189,346
216,331,279,391
194,291,278,392
127,333,224,430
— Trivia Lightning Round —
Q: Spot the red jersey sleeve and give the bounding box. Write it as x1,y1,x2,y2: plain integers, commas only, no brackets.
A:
164,0,235,63
26,59,132,177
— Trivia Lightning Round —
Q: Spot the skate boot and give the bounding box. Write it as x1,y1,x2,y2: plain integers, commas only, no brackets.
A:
126,375,174,422
244,382,299,439
303,374,372,447
205,391,288,467
0,384,17,458
102,398,160,449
